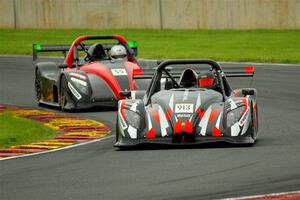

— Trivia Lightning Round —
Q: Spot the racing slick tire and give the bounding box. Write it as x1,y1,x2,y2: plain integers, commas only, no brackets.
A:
249,102,258,144
60,75,74,111
35,69,42,103
251,102,258,141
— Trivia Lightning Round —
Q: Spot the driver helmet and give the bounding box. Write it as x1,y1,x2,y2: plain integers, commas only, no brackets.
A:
178,68,198,88
87,43,106,60
110,45,127,59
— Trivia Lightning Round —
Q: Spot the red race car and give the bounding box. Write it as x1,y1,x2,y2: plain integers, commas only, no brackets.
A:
33,35,149,110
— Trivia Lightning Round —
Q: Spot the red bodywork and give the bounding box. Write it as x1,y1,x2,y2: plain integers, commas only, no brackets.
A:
63,35,141,100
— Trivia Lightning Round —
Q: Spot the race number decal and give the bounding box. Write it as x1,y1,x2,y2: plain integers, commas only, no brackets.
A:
111,69,127,76
175,103,194,113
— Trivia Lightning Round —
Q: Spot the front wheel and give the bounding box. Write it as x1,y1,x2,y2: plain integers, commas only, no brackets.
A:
60,76,73,111
250,103,258,141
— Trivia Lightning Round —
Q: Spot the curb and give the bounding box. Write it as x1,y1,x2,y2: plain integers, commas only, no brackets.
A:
0,104,111,160
223,190,300,200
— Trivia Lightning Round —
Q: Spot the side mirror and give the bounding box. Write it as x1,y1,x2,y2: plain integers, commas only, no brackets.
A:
58,63,68,69
120,90,146,100
120,91,131,99
127,41,138,57
242,89,254,96
157,60,163,65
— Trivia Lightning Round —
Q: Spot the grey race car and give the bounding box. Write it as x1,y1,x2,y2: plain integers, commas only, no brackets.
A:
115,59,258,147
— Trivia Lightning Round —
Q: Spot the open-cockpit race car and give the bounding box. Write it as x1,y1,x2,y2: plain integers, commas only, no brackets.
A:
33,35,147,110
115,59,258,147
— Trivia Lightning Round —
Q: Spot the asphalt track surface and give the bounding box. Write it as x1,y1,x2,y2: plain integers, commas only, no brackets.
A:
0,56,299,200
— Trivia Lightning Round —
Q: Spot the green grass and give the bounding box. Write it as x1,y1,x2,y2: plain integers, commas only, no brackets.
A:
0,29,299,63
0,113,60,148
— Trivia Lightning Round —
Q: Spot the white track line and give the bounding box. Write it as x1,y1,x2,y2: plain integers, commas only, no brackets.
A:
0,135,114,161
222,190,300,200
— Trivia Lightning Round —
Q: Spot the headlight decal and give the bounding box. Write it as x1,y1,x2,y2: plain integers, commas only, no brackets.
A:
71,77,87,86
240,114,250,135
123,109,141,129
70,77,88,95
226,106,244,127
198,105,212,136
127,125,137,139
158,106,169,137
212,111,223,137
228,98,237,110
119,100,144,139
239,98,249,124
231,122,241,136
145,112,156,138
67,82,82,100
227,98,250,136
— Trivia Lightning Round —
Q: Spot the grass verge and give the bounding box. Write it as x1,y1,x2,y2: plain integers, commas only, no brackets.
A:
0,113,60,148
0,29,299,63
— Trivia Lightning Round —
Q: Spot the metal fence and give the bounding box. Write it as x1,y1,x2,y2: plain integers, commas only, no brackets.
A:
1,0,299,29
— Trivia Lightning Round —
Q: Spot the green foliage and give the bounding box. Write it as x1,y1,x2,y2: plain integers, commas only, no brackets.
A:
0,29,299,63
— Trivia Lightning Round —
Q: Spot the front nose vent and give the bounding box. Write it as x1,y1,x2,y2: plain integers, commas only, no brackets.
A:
172,133,195,143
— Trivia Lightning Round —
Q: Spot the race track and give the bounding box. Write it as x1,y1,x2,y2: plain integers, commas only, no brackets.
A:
0,56,299,200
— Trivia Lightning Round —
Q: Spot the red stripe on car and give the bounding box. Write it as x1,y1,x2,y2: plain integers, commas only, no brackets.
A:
212,126,222,137
152,111,160,124
173,119,182,134
242,98,248,115
165,108,172,121
184,120,193,133
146,128,155,138
70,72,87,80
196,108,205,119
209,109,220,122
120,101,126,120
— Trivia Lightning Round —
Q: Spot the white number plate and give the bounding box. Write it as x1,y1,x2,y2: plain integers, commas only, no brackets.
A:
175,104,194,113
111,69,127,76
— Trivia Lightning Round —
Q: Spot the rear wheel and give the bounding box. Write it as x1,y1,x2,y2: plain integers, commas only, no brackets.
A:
35,69,42,102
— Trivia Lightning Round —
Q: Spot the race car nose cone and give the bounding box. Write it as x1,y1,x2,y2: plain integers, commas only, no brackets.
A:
172,132,196,143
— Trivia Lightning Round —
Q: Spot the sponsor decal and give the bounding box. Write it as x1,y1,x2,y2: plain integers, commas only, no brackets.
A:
111,68,127,76
176,113,192,118
175,103,194,113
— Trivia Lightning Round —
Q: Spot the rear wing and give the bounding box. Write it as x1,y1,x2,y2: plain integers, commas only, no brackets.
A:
134,66,254,79
33,43,112,61
32,42,138,61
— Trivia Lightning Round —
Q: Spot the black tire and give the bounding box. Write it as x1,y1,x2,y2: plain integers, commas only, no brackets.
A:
252,103,258,139
116,117,119,142
250,102,258,141
35,69,42,102
60,75,72,111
